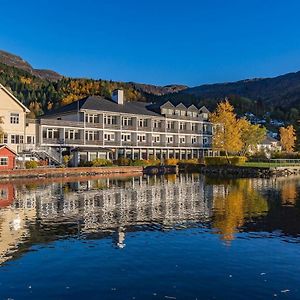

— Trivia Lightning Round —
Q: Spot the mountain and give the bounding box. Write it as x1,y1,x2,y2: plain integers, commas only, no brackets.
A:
182,72,300,108
0,50,186,117
0,50,63,81
131,82,188,96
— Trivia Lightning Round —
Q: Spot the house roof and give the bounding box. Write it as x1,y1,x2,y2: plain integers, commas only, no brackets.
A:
199,106,210,114
187,104,198,112
260,136,280,145
0,83,30,113
175,103,187,110
43,96,162,118
159,101,175,109
0,144,18,156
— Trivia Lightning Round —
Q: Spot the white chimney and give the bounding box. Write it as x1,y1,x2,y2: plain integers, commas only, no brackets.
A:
112,89,124,105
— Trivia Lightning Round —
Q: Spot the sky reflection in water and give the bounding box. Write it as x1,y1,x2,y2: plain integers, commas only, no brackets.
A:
0,174,299,299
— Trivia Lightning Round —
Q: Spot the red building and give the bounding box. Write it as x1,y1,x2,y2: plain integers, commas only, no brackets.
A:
0,145,17,170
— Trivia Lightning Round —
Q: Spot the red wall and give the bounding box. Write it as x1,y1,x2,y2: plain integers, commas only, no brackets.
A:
0,183,15,207
0,147,16,170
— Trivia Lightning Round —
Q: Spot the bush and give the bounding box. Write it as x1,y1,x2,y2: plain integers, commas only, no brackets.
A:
130,159,147,166
114,157,131,166
144,159,160,166
164,158,179,165
271,151,300,159
205,156,247,166
25,160,38,169
78,161,93,167
179,158,201,165
92,158,113,167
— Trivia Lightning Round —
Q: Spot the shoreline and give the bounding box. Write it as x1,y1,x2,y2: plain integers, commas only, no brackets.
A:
0,166,143,180
200,165,300,178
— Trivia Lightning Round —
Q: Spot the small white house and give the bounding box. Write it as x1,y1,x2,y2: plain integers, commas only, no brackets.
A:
257,136,282,153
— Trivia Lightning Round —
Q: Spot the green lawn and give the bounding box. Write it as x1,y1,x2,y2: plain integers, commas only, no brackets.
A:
240,162,300,168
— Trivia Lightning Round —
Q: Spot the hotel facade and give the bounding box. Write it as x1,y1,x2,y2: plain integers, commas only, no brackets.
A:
0,84,215,166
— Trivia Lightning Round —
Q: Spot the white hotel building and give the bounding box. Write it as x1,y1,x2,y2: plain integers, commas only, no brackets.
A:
0,84,215,165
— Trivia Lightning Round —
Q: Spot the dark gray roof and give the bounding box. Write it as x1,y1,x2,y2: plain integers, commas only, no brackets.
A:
261,136,280,144
43,96,162,118
199,106,210,114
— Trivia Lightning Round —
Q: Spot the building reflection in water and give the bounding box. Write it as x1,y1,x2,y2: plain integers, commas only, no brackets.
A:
1,174,300,264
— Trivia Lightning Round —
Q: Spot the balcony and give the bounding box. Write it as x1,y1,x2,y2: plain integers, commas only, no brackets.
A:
42,138,60,145
85,140,104,146
152,127,162,132
104,124,121,130
41,119,83,128
85,122,103,129
137,141,149,147
104,140,120,146
122,125,136,131
64,139,84,145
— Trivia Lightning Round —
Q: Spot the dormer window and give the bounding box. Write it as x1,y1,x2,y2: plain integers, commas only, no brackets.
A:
175,109,180,116
202,113,208,120
10,113,19,124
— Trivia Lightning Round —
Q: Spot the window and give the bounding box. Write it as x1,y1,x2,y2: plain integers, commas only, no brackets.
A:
104,132,115,141
192,112,198,118
202,113,208,120
191,123,197,131
192,136,197,144
121,133,131,142
26,136,35,144
0,134,8,144
122,117,133,127
167,121,174,130
0,188,8,199
85,131,97,141
11,135,24,144
65,130,79,140
203,137,208,145
43,129,59,139
167,136,173,143
162,108,173,115
179,122,186,130
175,110,180,116
10,113,19,124
152,135,160,143
104,115,118,125
179,136,185,144
85,114,98,123
187,111,192,117
153,120,161,128
139,119,147,127
137,134,146,142
0,157,8,166
180,110,186,116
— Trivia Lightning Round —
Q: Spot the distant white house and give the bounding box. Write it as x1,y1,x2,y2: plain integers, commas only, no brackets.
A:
257,136,282,153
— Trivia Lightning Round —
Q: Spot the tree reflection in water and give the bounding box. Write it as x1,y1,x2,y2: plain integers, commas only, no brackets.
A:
211,179,269,243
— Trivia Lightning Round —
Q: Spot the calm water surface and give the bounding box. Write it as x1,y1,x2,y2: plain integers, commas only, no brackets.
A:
0,174,300,299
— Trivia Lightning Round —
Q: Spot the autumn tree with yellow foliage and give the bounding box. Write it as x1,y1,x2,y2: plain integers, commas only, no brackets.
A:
239,118,266,155
210,100,243,157
280,125,296,152
210,99,266,158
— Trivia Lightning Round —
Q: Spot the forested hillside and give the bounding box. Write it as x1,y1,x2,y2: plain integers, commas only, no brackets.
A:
0,61,147,117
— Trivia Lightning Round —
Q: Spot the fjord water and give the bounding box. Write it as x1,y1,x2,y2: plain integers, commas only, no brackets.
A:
0,174,300,300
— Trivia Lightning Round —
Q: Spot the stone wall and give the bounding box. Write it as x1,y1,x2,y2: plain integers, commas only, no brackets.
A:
0,166,143,179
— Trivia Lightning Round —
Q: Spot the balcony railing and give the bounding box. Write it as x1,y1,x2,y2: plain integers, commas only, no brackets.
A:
85,140,104,146
41,119,83,127
104,124,121,130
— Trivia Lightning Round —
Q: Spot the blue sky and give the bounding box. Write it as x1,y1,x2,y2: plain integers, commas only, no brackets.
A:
1,0,300,86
